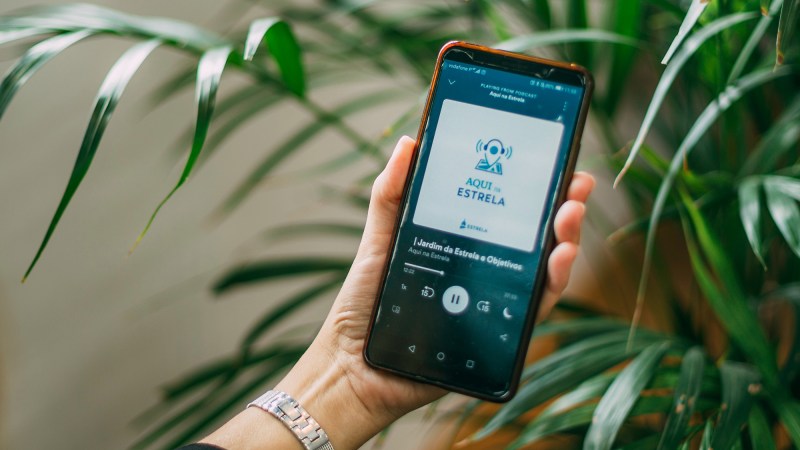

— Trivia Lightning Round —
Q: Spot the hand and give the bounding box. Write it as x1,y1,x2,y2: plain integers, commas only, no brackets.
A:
202,137,594,450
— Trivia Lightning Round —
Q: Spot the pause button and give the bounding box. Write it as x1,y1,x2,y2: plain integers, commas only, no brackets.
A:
442,286,469,315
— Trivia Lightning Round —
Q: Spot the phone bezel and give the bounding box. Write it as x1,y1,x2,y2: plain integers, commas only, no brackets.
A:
363,41,594,402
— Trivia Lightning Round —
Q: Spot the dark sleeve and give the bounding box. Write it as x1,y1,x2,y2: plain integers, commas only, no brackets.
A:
176,444,226,450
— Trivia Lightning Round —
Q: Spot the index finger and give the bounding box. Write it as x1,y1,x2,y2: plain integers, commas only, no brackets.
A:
567,171,595,203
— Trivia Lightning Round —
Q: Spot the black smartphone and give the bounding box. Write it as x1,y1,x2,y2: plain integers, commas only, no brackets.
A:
364,41,593,402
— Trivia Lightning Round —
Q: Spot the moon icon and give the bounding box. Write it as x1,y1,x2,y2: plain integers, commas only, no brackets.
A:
502,307,513,319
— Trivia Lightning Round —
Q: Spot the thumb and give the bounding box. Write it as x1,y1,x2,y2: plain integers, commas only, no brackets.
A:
356,136,416,262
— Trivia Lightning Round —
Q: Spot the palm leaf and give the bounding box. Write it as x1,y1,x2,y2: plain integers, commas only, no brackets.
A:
239,275,343,356
776,0,800,66
661,0,710,65
263,222,364,242
769,395,800,446
130,45,232,253
497,29,638,53
509,395,711,449
213,258,351,294
0,27,54,46
243,18,304,96
584,341,671,450
613,12,758,188
764,176,800,259
218,88,405,216
537,371,615,419
566,0,590,64
711,362,760,450
658,346,706,450
738,177,767,268
604,0,642,115
132,348,302,450
699,418,714,450
729,0,784,82
741,94,800,174
627,66,793,346
748,404,777,450
0,29,93,120
680,190,779,386
476,330,670,440
21,38,160,281
532,0,552,28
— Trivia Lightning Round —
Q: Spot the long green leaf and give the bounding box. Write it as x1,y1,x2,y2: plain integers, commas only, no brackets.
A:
728,0,784,82
219,88,404,215
680,192,779,388
711,362,760,450
0,4,225,51
617,435,661,450
658,347,706,450
699,418,713,450
239,276,343,354
509,395,710,449
763,0,774,15
508,403,596,449
613,12,757,187
769,395,800,447
604,0,642,115
213,258,351,294
627,66,792,347
661,0,710,65
263,222,364,242
738,177,767,268
0,27,53,45
532,0,552,28
748,404,777,450
741,94,800,174
566,0,590,64
160,355,298,449
21,39,160,281
776,0,800,66
477,331,668,440
132,350,301,450
244,18,304,96
160,343,305,401
497,29,638,53
130,45,232,252
764,176,800,259
584,342,670,450
538,372,615,419
0,30,93,120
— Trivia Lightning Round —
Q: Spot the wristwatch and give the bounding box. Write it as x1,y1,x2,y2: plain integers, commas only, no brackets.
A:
247,390,335,450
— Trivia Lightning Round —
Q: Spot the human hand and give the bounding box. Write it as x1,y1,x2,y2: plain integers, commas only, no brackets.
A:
202,136,594,450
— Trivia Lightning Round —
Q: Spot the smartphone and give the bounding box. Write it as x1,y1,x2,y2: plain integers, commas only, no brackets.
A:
364,41,593,402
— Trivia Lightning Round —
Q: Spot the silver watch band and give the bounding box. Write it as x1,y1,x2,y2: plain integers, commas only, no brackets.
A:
247,390,335,450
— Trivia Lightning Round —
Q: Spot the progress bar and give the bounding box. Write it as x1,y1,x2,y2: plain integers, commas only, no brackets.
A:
404,262,445,276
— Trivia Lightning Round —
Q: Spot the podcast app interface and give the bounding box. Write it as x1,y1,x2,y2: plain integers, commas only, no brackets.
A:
369,55,585,396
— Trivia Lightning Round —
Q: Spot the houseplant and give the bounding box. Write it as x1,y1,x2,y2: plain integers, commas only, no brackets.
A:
2,0,799,448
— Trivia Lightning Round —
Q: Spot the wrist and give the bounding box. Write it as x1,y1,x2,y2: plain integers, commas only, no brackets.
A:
274,341,390,450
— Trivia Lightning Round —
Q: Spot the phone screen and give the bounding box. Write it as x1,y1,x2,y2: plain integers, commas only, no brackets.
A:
366,45,589,399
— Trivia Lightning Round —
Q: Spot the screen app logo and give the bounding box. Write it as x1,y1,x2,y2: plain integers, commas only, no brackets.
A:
475,138,512,175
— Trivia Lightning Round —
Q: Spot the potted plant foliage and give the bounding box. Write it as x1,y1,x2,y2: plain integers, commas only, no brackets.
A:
1,0,799,448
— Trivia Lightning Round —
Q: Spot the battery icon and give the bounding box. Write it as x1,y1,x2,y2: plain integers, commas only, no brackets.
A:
555,85,563,91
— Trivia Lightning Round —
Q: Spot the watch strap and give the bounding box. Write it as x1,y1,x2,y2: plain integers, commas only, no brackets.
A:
247,390,334,450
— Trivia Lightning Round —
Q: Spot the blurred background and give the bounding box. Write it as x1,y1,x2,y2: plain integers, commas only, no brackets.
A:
1,0,799,449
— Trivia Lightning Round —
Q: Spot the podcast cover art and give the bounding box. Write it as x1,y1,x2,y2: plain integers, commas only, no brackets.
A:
413,99,564,252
